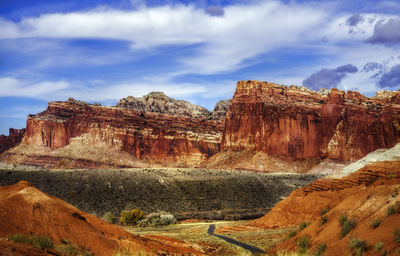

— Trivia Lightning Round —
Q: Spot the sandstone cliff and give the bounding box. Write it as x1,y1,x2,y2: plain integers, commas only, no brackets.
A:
2,96,225,168
0,128,25,154
222,80,400,161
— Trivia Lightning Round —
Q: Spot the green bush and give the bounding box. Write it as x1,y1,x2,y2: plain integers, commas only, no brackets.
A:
138,211,176,227
338,215,357,238
297,235,310,254
375,241,384,251
28,235,54,250
313,243,326,256
120,208,144,225
319,216,328,227
387,205,396,216
321,208,329,215
102,211,116,224
299,221,310,230
394,229,400,243
55,244,77,255
287,230,297,239
370,219,381,229
8,234,28,243
349,237,366,256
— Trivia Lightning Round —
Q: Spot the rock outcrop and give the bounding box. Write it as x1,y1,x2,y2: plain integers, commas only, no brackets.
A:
0,128,25,154
222,80,400,161
2,96,224,168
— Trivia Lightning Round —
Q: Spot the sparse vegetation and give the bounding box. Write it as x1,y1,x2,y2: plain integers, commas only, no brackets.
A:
297,235,310,254
370,219,381,229
338,214,357,238
102,211,116,224
120,208,144,225
387,205,396,216
55,243,77,255
8,234,28,243
321,208,329,215
394,229,400,243
224,213,241,221
9,233,54,250
349,237,367,256
313,243,326,256
375,241,384,251
299,221,310,230
319,216,328,227
138,211,176,227
287,230,297,239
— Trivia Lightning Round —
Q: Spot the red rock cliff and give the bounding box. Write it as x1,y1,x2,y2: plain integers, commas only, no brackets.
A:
21,99,224,166
222,80,400,161
0,128,25,154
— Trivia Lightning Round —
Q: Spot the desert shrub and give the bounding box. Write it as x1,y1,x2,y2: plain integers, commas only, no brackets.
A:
375,241,384,251
299,221,310,230
313,243,326,256
370,219,381,229
28,235,54,250
224,213,241,221
349,237,367,256
8,234,28,243
138,211,176,227
319,216,328,227
55,244,77,255
394,229,400,243
338,215,357,238
387,205,396,216
120,208,144,225
287,230,297,239
321,208,329,215
297,235,310,254
60,238,70,244
102,211,116,224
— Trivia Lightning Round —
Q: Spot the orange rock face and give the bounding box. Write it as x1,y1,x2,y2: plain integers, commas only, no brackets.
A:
223,80,400,161
21,100,224,166
0,128,25,154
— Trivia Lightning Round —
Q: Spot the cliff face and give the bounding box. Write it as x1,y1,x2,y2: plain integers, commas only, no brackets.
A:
0,128,25,154
222,80,400,161
17,97,224,167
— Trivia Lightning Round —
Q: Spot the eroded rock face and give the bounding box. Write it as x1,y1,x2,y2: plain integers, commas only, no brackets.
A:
0,128,25,154
20,99,224,166
212,99,232,120
222,80,400,161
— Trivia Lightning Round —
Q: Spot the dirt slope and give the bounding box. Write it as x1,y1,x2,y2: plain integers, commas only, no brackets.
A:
250,160,400,255
0,181,205,255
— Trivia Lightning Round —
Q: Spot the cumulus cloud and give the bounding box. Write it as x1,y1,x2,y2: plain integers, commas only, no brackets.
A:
346,14,364,26
367,18,400,45
362,62,383,72
0,2,326,74
302,64,358,90
379,64,400,87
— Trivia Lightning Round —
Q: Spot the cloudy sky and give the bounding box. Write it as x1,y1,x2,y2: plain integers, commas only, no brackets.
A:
1,0,400,134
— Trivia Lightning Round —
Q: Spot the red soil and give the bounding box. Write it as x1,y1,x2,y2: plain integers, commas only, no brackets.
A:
0,181,205,255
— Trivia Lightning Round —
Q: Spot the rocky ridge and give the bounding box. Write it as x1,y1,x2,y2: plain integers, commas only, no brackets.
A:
222,80,400,161
0,128,25,154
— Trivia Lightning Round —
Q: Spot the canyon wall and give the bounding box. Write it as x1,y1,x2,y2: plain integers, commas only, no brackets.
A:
222,80,400,161
18,96,224,166
0,128,25,154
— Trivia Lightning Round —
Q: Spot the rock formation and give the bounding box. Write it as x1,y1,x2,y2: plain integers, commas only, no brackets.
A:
2,95,225,168
0,181,205,255
222,80,400,161
0,128,25,154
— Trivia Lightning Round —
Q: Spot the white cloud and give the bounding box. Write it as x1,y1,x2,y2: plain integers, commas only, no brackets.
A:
0,1,327,74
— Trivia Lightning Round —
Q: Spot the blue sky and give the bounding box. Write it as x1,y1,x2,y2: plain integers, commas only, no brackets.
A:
1,0,400,135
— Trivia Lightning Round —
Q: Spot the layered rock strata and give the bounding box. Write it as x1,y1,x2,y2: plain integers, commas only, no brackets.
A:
12,96,224,167
0,128,25,154
223,80,400,161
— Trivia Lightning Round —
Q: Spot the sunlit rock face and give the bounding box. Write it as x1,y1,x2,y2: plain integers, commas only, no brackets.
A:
0,128,25,154
222,80,400,161
21,96,225,167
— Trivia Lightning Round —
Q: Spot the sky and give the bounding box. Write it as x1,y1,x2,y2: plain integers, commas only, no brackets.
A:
1,0,400,135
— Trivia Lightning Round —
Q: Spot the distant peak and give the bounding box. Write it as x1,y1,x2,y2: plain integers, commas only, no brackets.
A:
144,92,170,99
